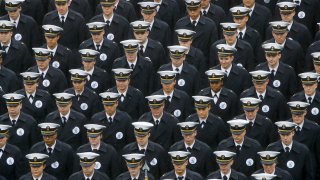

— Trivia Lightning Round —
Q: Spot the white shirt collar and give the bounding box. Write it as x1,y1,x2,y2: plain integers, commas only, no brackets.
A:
45,140,56,151
189,16,200,26
9,15,20,27
175,170,187,180
106,111,116,119
227,39,237,48
9,114,20,121
256,90,266,99
131,172,141,180
246,116,256,124
221,64,232,76
237,26,247,37
127,57,138,67
199,115,208,123
184,141,195,149
84,66,94,76
234,140,244,147
152,113,163,122
103,14,114,23
118,88,128,97
1,41,11,53
211,89,221,97
296,120,304,130
138,142,148,150
38,66,49,78
47,45,58,56
163,90,174,101
147,19,155,30
91,142,101,151
248,4,255,16
84,171,94,180
282,142,293,152
202,3,210,13
275,39,286,48
139,39,148,52
172,64,183,74
33,174,43,180
268,63,279,73
59,11,69,20
220,169,232,179
60,110,70,120
94,40,104,50
27,91,36,99
287,21,293,31
305,93,315,102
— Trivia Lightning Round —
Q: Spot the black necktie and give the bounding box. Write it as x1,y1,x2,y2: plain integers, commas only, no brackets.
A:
92,149,99,153
108,117,113,124
259,95,263,101
155,120,159,126
223,175,228,180
105,20,110,31
12,120,16,126
139,45,144,55
192,21,197,28
270,69,275,81
178,176,184,180
96,44,100,51
140,149,145,154
296,126,301,134
120,94,125,102
200,121,205,128
239,32,243,40
61,117,67,126
130,64,134,69
202,10,207,16
61,16,65,25
236,145,241,155
29,95,34,104
48,147,52,156
86,178,90,180
2,45,7,52
285,147,290,153
76,94,81,101
213,94,218,104
247,121,253,132
133,178,138,180
165,96,171,110
187,147,192,152
308,97,312,104
175,68,179,73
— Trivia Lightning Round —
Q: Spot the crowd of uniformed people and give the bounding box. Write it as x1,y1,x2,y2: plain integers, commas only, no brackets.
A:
0,0,320,179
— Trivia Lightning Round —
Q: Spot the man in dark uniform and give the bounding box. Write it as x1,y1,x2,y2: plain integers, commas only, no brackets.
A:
112,39,155,96
16,72,56,123
79,49,110,94
160,151,204,180
42,24,76,77
130,20,167,72
255,43,298,100
0,50,19,93
69,152,110,180
210,44,251,96
175,29,207,87
80,21,121,76
217,119,263,176
207,151,247,180
158,45,200,96
257,21,304,74
253,151,293,180
122,122,170,179
230,6,262,61
138,1,172,48
43,0,88,50
170,122,216,177
175,0,218,58
117,153,155,180
30,123,74,180
266,121,314,180
291,72,320,124
90,92,135,151
311,52,320,78
239,0,271,39
0,124,27,180
265,2,312,54
209,22,254,71
154,0,180,30
186,95,228,150
287,101,320,177
90,0,129,45
199,69,239,122
235,97,277,148
240,70,289,122
45,92,87,150
108,68,148,121
0,20,32,75
0,93,39,155
65,69,103,119
20,153,57,180
27,48,67,95
0,0,41,51
138,95,181,151
153,70,193,122
76,124,121,179
305,40,320,71
200,0,226,37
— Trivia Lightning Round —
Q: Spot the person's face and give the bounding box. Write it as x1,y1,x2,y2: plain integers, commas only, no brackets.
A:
82,163,95,177
43,133,57,147
182,131,197,145
88,134,102,147
0,136,8,148
161,81,176,93
150,105,164,118
57,102,72,115
219,160,233,174
244,108,259,120
91,31,104,44
116,79,130,91
233,16,248,29
196,107,210,119
291,112,306,125
55,1,70,15
253,80,269,93
280,11,295,22
30,164,45,178
24,83,38,94
210,81,223,92
141,11,157,22
178,40,192,48
302,83,317,96
104,102,118,115
0,31,13,44
125,51,138,62
128,163,142,177
133,31,149,42
223,32,238,45
72,80,86,92
265,53,281,67
45,35,59,48
231,130,246,144
219,55,233,69
187,7,201,20
101,5,115,16
136,133,150,147
263,163,276,174
313,64,320,73
201,0,210,9
243,0,255,8
280,131,294,145
36,59,51,71
7,7,21,20
82,61,96,71
272,32,288,44
171,55,185,67
7,104,21,117
173,160,188,174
